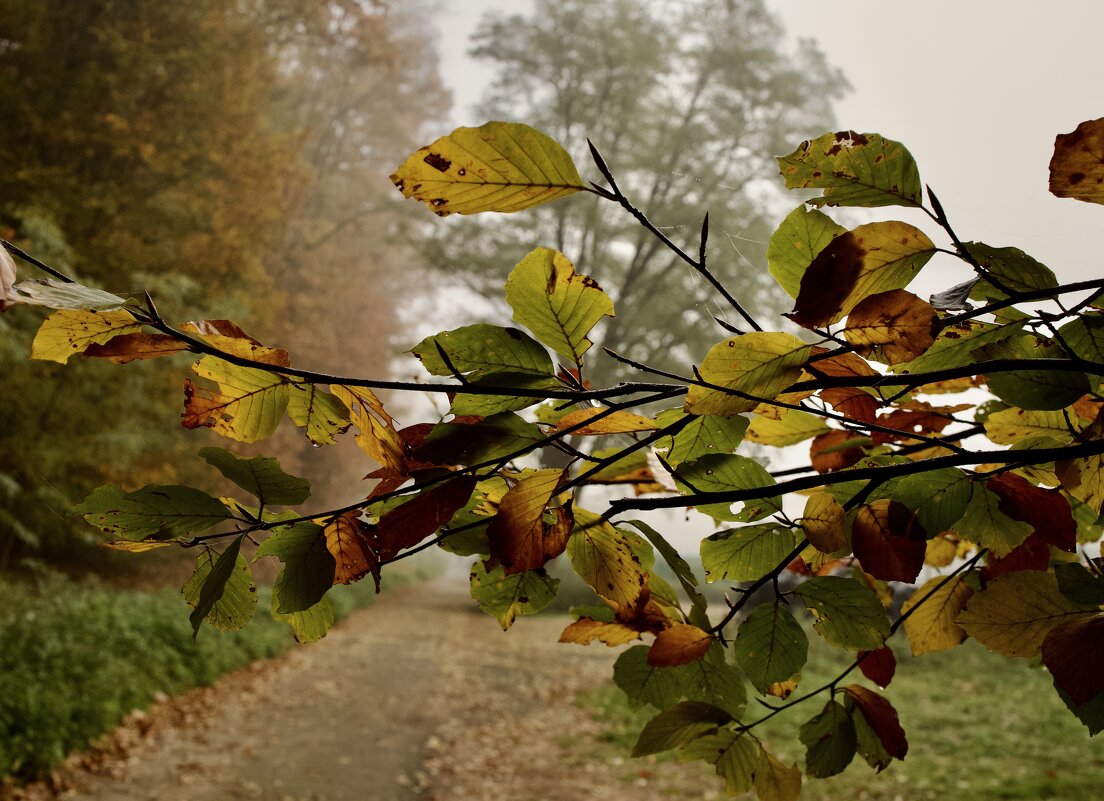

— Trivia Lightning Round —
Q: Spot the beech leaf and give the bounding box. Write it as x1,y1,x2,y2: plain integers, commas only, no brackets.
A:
487,469,571,574
901,575,974,656
778,131,923,208
685,332,810,417
1049,117,1104,205
390,121,584,216
842,289,939,365
31,309,144,363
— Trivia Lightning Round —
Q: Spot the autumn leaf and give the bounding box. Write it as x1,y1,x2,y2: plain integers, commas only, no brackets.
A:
685,332,810,417
632,701,731,757
469,562,559,630
373,476,478,561
1049,118,1104,205
842,289,939,364
810,430,866,473
801,493,846,553
286,382,350,446
84,333,190,363
777,131,923,208
487,469,572,574
901,575,974,656
648,623,713,667
844,685,908,761
560,617,646,647
746,408,829,447
324,512,378,588
504,247,614,367
755,747,802,801
74,484,232,541
255,522,334,614
767,204,847,298
701,524,798,583
567,511,649,606
858,647,897,689
958,571,1098,658
851,500,926,583
31,309,144,363
331,385,405,472
183,357,291,443
390,121,584,216
788,222,935,329
1041,614,1104,706
553,407,657,436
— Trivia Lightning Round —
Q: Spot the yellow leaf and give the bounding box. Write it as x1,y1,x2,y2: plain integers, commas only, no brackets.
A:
686,332,810,417
924,535,958,567
801,493,846,553
746,408,828,446
324,512,377,587
1055,409,1104,512
901,575,973,656
755,747,802,801
389,121,584,216
566,511,648,607
957,571,1096,658
559,617,642,647
101,539,174,552
182,357,290,443
554,407,657,436
31,309,143,363
984,407,1073,445
331,385,404,471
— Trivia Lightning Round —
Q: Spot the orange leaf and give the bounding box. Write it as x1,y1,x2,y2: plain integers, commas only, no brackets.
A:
842,289,939,365
810,430,866,473
324,512,379,589
647,623,713,667
373,476,477,561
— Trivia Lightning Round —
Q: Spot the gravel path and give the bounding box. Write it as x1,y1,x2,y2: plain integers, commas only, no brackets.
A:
8,581,714,801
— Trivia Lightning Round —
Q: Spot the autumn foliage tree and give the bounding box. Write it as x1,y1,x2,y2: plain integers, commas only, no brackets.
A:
4,114,1104,798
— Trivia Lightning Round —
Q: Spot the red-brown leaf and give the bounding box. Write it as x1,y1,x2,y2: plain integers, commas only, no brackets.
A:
852,500,926,583
373,475,477,561
810,430,866,473
845,685,908,760
987,473,1077,552
858,647,897,689
1041,614,1104,706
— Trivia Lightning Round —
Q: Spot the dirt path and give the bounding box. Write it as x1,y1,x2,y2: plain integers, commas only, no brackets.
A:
16,580,713,801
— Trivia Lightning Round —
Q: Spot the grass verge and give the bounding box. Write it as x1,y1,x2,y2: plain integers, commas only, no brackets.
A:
580,628,1104,800
0,561,435,781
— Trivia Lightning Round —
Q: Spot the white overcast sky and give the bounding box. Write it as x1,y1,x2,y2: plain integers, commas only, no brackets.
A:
433,0,1104,291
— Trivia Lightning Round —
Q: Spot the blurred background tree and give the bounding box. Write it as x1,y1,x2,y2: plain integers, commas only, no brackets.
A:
427,0,846,380
0,0,445,571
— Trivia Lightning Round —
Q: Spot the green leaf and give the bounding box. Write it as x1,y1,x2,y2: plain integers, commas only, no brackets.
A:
767,205,847,298
778,131,923,208
412,324,554,379
685,332,810,417
614,645,695,711
272,596,334,643
681,731,759,795
895,468,972,536
74,484,231,541
746,408,830,447
755,747,803,801
963,243,1059,299
184,356,291,443
1058,315,1104,373
701,524,799,583
389,121,584,216
795,576,890,651
674,454,782,523
682,647,748,719
1055,562,1104,606
655,411,748,466
631,701,731,757
623,519,709,628
31,309,144,363
414,412,544,466
733,602,809,693
449,373,564,416
788,222,935,329
182,535,256,637
469,561,559,630
984,407,1074,445
7,278,128,311
255,522,335,614
504,247,614,367
199,447,311,507
978,335,1091,411
567,511,649,606
953,483,1033,557
286,383,350,445
891,319,1024,375
799,699,857,778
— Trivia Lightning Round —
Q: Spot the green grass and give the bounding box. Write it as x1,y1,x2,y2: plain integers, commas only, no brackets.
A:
581,625,1104,800
0,563,434,781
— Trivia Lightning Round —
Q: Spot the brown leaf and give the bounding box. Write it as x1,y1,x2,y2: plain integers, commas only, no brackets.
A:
810,430,866,473
858,647,897,689
987,473,1077,552
871,402,959,446
373,476,477,561
83,333,190,363
487,469,572,575
1049,118,1104,204
852,500,927,583
983,532,1051,579
845,685,908,760
842,289,939,364
646,623,713,667
1041,614,1104,706
820,387,880,424
324,512,379,589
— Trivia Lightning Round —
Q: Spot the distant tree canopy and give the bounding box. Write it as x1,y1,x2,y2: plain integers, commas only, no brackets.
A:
429,0,846,377
0,0,445,566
